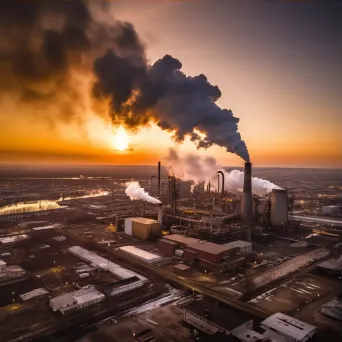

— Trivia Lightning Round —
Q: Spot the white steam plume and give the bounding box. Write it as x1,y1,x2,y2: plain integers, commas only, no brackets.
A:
125,181,161,204
164,149,281,197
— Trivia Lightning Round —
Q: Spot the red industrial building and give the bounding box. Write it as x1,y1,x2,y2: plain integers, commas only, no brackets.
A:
159,234,244,271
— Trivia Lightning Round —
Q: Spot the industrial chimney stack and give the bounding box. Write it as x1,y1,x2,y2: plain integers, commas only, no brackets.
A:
157,203,163,228
157,161,161,198
241,162,253,242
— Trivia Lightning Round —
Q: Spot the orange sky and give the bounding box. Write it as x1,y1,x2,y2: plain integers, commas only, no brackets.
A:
0,1,341,168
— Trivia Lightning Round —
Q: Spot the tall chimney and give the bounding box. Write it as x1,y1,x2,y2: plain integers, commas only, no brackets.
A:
217,171,225,197
157,161,161,197
241,162,253,242
157,204,163,228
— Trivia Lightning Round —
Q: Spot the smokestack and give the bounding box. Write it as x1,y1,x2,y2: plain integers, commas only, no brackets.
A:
208,181,211,195
158,161,161,197
241,162,253,242
157,204,163,228
217,171,225,197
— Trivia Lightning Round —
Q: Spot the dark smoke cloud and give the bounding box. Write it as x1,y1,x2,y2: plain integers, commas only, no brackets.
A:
0,0,249,161
95,53,250,161
0,0,146,122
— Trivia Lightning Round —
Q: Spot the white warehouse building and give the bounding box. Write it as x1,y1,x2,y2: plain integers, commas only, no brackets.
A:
260,312,316,342
50,285,105,316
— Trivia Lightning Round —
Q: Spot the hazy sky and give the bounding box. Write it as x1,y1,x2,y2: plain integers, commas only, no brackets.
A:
1,0,341,168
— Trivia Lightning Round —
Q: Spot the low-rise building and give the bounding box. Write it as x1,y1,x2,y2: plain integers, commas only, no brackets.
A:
232,329,271,342
20,288,49,302
162,234,244,271
50,285,105,315
102,276,144,296
321,298,342,321
117,245,164,264
183,299,253,336
224,241,252,256
173,263,191,275
0,234,28,245
260,312,316,342
322,205,341,215
4,265,26,278
316,255,342,275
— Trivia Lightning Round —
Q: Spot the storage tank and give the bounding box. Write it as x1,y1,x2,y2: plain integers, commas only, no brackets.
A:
270,189,288,226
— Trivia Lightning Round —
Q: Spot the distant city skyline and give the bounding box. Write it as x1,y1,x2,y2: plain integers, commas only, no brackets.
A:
0,1,341,168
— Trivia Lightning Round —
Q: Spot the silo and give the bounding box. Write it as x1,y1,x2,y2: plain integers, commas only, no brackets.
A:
270,189,288,226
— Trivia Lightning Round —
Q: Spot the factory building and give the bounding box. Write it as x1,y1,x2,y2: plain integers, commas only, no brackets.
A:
321,298,342,321
316,255,342,276
260,313,316,342
0,259,26,282
124,217,160,240
183,299,253,336
223,241,252,256
68,246,147,281
50,285,105,316
0,234,28,245
20,288,49,302
103,276,144,297
270,189,288,227
322,205,341,215
117,245,164,264
232,329,271,342
160,234,244,271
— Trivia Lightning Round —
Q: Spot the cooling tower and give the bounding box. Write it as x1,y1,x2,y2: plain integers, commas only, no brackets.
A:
241,162,253,242
270,189,288,226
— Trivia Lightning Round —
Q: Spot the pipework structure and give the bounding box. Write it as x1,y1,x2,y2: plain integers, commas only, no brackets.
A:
241,162,253,242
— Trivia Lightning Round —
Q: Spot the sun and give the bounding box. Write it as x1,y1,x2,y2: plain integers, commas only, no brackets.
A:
111,126,131,151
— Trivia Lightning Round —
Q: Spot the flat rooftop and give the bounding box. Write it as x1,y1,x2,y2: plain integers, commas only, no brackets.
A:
128,217,158,225
185,298,253,331
68,246,147,281
164,234,237,255
224,240,252,248
317,256,342,271
291,215,342,226
261,312,316,341
118,246,162,261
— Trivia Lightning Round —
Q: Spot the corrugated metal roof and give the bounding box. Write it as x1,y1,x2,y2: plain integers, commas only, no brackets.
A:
68,246,147,281
118,246,162,262
165,234,237,255
261,312,316,340
20,288,49,301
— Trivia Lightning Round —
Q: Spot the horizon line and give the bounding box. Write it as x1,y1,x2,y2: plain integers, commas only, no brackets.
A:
0,163,341,170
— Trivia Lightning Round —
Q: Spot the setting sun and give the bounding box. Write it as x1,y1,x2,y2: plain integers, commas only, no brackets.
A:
111,127,131,151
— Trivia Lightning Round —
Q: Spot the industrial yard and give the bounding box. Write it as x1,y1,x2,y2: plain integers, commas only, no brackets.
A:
0,164,341,342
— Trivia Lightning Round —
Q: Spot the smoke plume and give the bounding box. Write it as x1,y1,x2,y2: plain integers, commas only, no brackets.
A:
165,149,281,197
1,0,249,161
125,181,161,204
